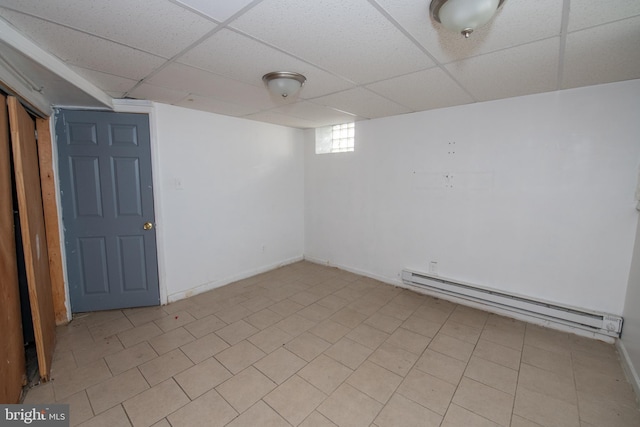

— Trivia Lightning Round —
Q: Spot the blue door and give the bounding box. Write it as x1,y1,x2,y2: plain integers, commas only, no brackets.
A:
56,110,159,312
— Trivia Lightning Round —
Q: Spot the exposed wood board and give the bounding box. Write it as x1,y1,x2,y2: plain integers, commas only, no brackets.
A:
36,116,67,324
8,96,55,381
0,93,26,403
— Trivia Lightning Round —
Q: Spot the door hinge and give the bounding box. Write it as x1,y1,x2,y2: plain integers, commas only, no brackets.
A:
34,129,38,139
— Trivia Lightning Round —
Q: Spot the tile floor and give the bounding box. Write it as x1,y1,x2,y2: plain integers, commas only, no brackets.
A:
23,261,640,427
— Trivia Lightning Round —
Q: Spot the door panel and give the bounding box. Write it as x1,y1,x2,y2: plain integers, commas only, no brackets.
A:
8,96,55,381
0,94,26,402
56,110,159,312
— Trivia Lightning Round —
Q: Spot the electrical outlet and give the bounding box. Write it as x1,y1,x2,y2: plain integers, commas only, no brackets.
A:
429,261,438,275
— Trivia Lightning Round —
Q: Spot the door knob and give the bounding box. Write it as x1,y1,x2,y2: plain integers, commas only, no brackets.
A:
143,222,153,230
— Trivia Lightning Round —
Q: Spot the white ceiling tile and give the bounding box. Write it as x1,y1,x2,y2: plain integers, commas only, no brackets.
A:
244,111,323,129
366,67,474,112
445,38,560,102
174,0,255,22
375,0,562,64
269,101,364,126
0,10,165,80
0,0,216,58
69,66,138,95
179,29,354,98
311,87,412,119
563,16,640,89
230,0,434,84
146,62,281,109
175,94,260,117
128,83,189,105
568,0,640,31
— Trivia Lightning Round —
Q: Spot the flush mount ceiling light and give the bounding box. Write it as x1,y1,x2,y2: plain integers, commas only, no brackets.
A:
262,71,306,98
430,0,506,38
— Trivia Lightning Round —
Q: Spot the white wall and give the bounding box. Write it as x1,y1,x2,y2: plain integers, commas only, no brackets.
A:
153,103,304,301
621,213,640,393
305,80,640,315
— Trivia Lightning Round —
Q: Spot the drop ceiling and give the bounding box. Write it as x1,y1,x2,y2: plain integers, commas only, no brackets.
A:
0,0,639,128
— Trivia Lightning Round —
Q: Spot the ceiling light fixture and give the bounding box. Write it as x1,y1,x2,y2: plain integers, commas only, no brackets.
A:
430,0,506,38
262,71,306,98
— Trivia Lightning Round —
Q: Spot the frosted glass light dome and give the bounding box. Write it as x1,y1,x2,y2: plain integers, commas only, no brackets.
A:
431,0,505,38
262,72,306,98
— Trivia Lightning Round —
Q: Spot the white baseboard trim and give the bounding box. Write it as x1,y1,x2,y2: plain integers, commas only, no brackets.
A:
166,255,304,303
617,340,640,403
302,256,402,287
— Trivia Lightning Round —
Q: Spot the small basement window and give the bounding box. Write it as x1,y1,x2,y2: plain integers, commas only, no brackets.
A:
315,122,355,154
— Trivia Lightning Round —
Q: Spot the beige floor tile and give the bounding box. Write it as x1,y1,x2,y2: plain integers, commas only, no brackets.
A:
317,383,383,427
464,356,518,395
346,361,402,404
324,337,373,370
569,333,618,359
441,403,501,427
309,319,351,343
86,368,149,414
574,366,638,406
330,307,368,329
364,312,403,334
524,325,570,355
572,348,625,379
161,298,197,315
215,366,277,412
180,332,229,363
346,299,383,316
414,348,466,386
265,375,327,425
428,333,473,363
440,320,482,344
183,314,226,338
53,359,112,401
185,303,219,320
385,328,431,355
275,314,318,336
138,349,193,386
153,311,196,332
174,357,232,399
247,326,294,353
23,382,55,404
246,308,283,329
577,392,640,427
374,393,442,427
509,415,544,427
55,327,100,353
518,362,577,404
254,347,307,384
452,378,513,426
124,306,167,327
401,315,444,338
397,369,456,416
290,291,322,306
346,323,389,350
117,323,164,348
485,313,526,333
105,342,158,376
72,337,124,367
51,350,78,377
480,326,524,351
215,320,258,345
269,299,305,317
241,295,275,313
513,386,579,427
316,295,350,311
214,304,252,324
448,305,489,328
166,389,237,427
89,316,134,341
285,331,331,362
521,345,573,379
74,310,127,329
122,379,189,427
368,342,419,377
377,302,415,321
225,401,290,427
215,340,266,374
78,405,131,427
298,303,336,322
415,298,456,319
473,339,521,371
148,328,195,355
299,411,337,426
298,354,354,394
63,391,94,427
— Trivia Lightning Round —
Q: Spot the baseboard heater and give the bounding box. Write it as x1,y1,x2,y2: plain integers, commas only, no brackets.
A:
401,269,623,338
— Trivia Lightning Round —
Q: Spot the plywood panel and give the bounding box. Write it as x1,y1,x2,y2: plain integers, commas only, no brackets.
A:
36,117,67,325
8,96,55,381
0,94,26,402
